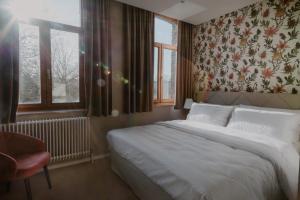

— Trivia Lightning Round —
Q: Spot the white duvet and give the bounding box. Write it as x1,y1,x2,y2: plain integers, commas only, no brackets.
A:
107,120,299,200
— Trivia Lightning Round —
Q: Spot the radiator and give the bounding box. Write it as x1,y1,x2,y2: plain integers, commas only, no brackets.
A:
0,117,92,163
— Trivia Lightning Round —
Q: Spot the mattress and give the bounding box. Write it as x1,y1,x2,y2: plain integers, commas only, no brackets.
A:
107,120,299,200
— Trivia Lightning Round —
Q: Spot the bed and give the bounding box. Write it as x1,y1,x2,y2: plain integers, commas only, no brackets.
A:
107,94,300,200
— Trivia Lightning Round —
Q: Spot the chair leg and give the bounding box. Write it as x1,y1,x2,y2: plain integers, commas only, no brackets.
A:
43,166,52,189
24,178,32,200
6,182,11,192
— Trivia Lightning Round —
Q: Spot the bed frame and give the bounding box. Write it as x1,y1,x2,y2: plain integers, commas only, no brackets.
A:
196,91,300,200
194,91,300,109
111,91,300,200
111,150,173,200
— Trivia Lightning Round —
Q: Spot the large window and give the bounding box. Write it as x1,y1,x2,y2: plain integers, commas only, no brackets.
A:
10,0,83,111
154,15,178,105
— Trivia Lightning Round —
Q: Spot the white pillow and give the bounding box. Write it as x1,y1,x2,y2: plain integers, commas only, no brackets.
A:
227,107,300,143
187,103,234,126
240,104,300,114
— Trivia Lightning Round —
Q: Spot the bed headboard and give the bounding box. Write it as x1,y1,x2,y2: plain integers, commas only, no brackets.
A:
195,91,300,109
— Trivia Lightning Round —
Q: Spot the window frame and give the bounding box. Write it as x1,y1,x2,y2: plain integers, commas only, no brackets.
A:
17,16,85,112
153,15,178,106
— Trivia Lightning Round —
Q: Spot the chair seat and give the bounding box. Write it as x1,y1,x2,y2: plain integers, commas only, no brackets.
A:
15,152,50,179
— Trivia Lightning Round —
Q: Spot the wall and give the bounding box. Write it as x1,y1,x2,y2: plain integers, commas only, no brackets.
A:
90,1,184,155
193,0,300,94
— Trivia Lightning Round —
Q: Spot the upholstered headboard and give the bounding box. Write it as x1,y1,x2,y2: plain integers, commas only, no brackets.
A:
195,91,300,109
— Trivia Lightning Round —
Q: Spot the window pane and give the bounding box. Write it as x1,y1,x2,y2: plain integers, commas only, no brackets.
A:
10,0,81,27
155,17,177,45
162,49,177,100
51,29,80,103
153,47,159,100
19,23,41,104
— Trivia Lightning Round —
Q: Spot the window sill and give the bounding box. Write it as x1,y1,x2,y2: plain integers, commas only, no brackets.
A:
153,102,175,107
16,109,87,121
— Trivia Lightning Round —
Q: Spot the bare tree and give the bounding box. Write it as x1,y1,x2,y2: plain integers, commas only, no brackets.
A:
51,30,79,103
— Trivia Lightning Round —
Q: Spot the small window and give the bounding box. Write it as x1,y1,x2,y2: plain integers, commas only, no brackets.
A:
162,49,177,100
153,15,178,105
19,24,41,104
51,30,80,103
14,0,84,111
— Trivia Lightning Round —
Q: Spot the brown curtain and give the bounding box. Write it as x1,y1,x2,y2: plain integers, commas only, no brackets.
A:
123,5,154,113
0,3,19,123
175,21,193,109
82,0,112,116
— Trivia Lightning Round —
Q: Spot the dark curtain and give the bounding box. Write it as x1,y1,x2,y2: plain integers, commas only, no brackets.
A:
175,21,193,109
123,5,154,113
0,3,19,123
82,0,112,116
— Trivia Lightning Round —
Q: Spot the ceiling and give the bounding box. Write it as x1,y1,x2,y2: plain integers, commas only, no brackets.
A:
116,0,259,25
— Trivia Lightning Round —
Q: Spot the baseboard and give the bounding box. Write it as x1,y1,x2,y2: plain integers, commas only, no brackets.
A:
48,153,110,170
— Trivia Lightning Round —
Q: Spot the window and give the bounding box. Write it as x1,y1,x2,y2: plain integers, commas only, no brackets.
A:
153,15,177,105
11,0,84,111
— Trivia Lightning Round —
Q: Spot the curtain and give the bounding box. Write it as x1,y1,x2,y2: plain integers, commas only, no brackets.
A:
0,3,19,123
82,0,112,116
175,21,193,109
123,5,154,113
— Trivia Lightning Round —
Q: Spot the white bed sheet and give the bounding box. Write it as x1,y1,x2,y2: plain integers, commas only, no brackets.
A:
107,120,299,200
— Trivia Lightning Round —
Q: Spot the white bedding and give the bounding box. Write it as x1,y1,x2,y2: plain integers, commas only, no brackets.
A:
107,120,299,200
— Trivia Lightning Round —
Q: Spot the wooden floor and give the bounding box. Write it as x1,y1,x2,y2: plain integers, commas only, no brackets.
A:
0,158,139,200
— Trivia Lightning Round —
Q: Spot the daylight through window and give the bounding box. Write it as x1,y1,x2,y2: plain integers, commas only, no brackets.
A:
153,15,178,105
17,0,83,111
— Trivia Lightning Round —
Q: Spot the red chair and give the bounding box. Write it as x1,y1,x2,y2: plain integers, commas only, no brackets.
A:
0,132,52,200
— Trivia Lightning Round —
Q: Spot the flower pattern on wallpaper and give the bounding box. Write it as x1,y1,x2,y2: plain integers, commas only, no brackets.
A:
193,0,300,94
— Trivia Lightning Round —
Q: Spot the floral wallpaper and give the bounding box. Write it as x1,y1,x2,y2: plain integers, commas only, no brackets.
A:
193,0,300,94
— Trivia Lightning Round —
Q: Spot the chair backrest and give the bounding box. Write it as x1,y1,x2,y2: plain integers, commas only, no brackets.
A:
0,132,45,158
0,132,31,156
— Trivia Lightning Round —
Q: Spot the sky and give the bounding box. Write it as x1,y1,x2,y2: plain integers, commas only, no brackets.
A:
154,17,177,80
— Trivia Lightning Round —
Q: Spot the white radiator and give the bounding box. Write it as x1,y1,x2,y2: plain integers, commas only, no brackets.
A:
0,117,92,163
